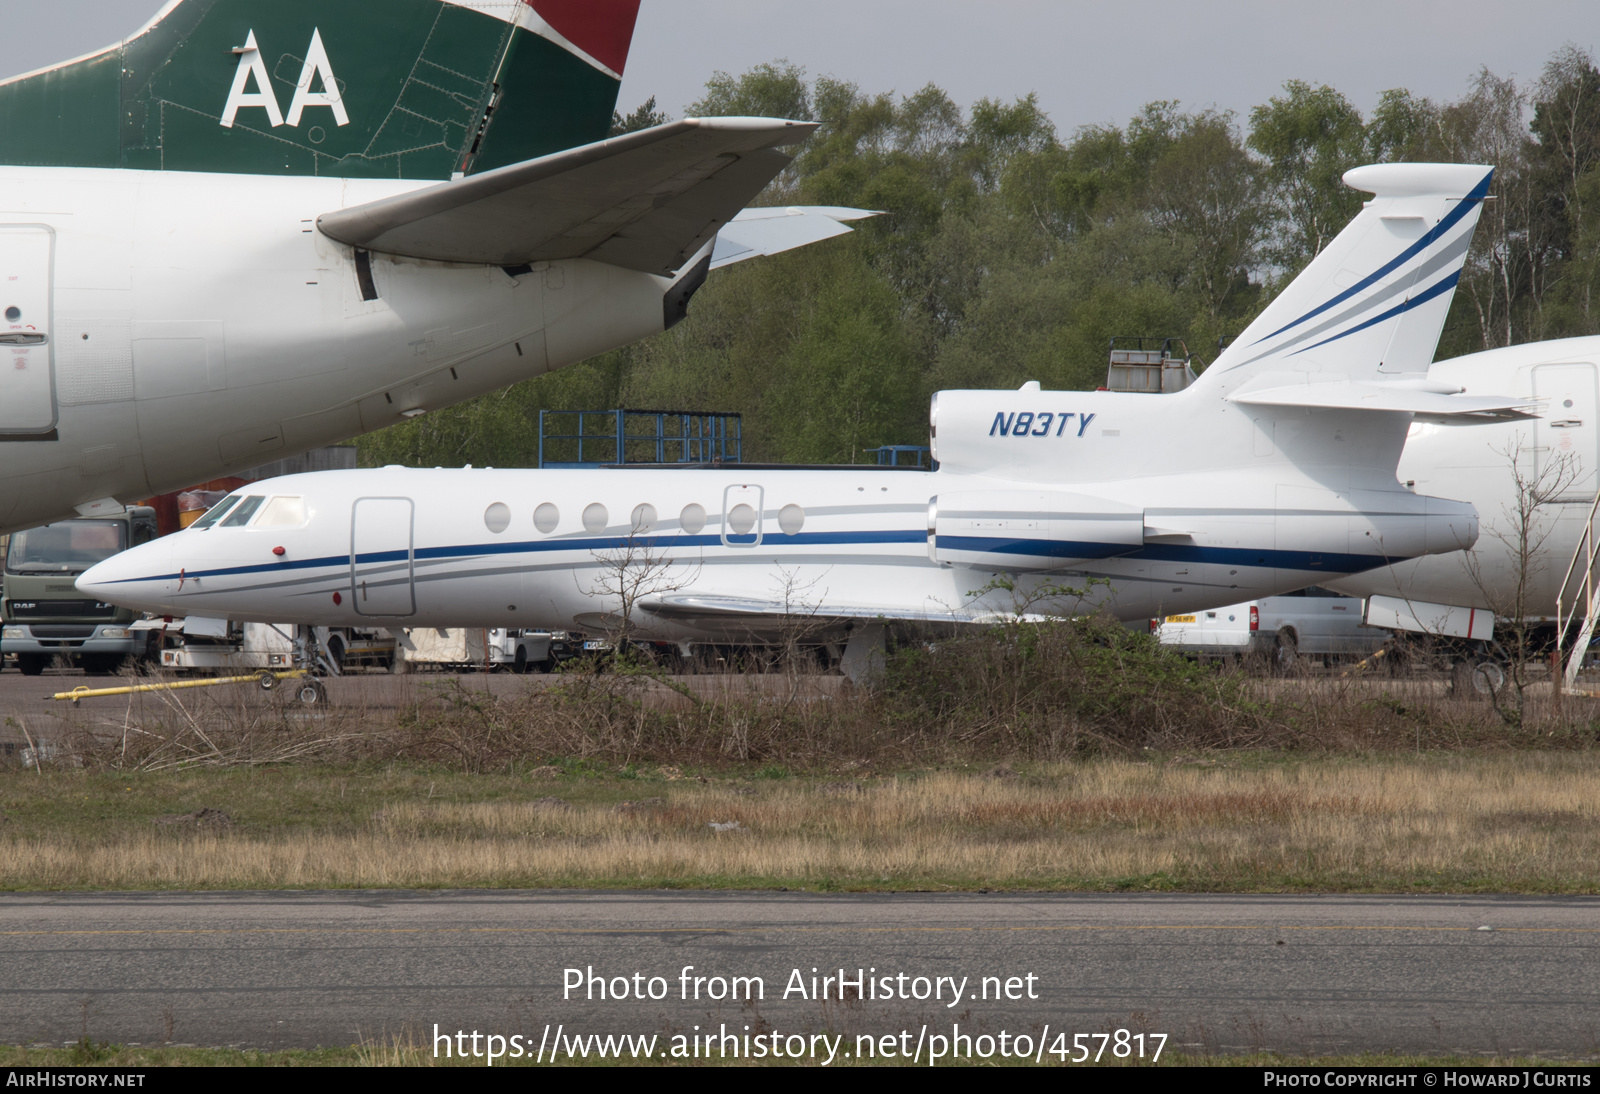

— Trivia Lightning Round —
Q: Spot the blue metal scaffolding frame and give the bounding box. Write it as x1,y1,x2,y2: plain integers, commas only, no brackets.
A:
539,409,743,469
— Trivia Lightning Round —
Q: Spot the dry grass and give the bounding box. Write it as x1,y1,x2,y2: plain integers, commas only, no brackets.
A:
5,757,1600,891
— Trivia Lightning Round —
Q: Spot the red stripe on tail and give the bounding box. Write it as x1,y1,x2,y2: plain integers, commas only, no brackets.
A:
525,0,642,75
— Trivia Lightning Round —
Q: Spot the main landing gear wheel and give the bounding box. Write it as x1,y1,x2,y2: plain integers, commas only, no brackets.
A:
296,679,328,706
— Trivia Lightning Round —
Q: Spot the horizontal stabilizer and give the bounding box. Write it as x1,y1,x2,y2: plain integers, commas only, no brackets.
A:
317,117,818,275
1229,380,1537,420
711,206,881,269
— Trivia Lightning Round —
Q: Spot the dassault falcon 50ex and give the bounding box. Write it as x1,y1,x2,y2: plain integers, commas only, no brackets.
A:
0,0,868,533
81,163,1534,656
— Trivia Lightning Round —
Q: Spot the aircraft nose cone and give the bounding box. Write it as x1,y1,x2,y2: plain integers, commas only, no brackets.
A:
77,539,175,615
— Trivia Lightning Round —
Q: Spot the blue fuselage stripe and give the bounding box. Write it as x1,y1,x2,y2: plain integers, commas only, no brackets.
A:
103,528,1407,586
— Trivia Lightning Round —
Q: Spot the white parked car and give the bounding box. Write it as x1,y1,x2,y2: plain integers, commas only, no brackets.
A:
1154,587,1386,669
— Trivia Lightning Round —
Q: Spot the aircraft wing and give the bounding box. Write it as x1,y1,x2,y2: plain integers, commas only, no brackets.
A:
317,117,818,276
711,206,881,269
641,593,1015,628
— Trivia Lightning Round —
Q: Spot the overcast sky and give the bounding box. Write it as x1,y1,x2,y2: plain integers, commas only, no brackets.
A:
3,1,1595,134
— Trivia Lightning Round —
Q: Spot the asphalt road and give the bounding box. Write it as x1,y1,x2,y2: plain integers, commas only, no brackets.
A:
1,891,1596,1059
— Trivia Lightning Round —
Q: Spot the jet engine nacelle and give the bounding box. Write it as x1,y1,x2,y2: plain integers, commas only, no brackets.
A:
1275,486,1479,560
928,491,1146,571
928,486,1479,574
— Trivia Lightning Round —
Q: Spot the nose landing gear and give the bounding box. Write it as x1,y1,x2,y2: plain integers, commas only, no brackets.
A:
283,624,339,706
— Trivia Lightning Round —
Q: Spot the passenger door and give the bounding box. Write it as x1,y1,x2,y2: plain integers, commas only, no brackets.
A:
1533,363,1598,502
350,497,415,617
722,484,764,547
0,225,56,436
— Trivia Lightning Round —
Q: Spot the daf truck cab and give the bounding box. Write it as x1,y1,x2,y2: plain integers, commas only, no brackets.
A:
2,508,158,675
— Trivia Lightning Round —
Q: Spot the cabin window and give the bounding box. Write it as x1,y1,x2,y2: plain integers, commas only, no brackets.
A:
680,503,707,535
190,496,242,531
631,503,657,534
727,504,757,535
484,502,511,534
255,496,308,528
582,503,608,534
534,503,559,534
778,504,805,535
219,496,266,528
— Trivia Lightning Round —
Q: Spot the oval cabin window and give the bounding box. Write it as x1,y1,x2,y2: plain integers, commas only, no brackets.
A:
778,504,805,535
534,503,559,534
727,503,757,535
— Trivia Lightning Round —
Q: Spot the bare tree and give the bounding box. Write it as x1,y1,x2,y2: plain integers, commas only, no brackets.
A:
1461,439,1582,725
579,508,702,669
766,563,832,670
965,571,1110,623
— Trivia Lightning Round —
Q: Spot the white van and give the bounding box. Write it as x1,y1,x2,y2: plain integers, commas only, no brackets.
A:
1154,588,1386,668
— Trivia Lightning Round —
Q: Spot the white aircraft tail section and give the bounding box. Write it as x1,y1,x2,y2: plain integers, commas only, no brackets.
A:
1196,163,1493,397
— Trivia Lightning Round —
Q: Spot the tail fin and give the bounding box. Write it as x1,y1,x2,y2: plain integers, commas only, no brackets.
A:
0,0,640,179
1196,163,1492,394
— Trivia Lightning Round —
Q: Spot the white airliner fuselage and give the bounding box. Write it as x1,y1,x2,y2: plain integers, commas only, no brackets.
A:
1329,335,1600,620
0,165,670,532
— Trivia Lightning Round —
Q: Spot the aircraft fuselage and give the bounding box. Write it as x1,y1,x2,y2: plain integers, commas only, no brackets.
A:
77,382,1484,633
1328,336,1600,619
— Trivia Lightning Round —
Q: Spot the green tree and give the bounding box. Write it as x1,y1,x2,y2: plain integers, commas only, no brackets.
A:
1248,80,1367,270
1366,89,1445,162
1529,48,1600,335
610,95,669,136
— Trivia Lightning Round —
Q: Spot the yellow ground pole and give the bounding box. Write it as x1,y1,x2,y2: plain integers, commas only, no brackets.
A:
50,670,311,704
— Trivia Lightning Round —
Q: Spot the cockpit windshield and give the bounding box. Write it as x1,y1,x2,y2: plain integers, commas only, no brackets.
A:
190,495,242,531
219,496,266,527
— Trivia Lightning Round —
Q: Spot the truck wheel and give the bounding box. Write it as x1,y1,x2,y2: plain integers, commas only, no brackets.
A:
16,655,49,677
80,654,126,676
513,647,529,674
1273,630,1299,674
1470,660,1506,696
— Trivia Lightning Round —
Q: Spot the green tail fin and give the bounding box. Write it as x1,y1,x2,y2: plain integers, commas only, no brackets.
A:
0,0,641,179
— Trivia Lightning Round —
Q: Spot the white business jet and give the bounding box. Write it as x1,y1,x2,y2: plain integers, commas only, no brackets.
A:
81,164,1533,665
0,0,867,533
